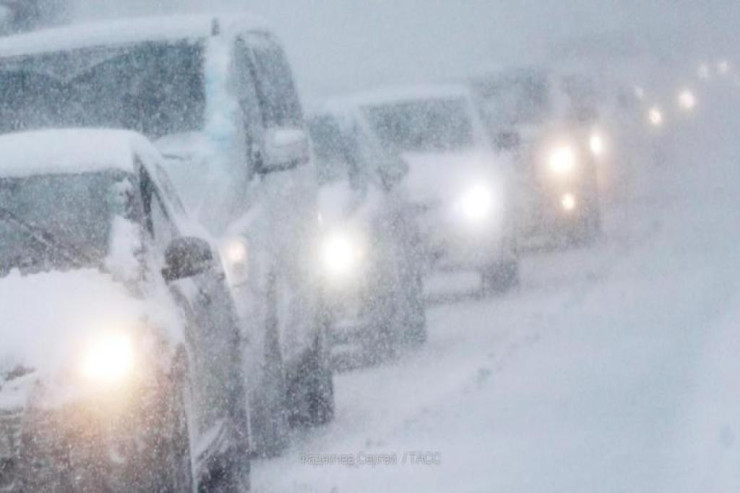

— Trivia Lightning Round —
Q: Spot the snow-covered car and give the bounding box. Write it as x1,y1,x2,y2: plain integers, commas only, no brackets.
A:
0,13,335,457
0,129,249,491
307,108,426,366
470,68,602,244
341,85,521,293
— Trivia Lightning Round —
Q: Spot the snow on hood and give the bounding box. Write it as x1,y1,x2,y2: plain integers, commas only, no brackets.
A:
400,150,513,205
0,269,181,408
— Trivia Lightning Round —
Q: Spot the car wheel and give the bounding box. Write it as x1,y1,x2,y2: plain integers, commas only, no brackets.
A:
287,308,335,427
159,358,195,493
481,257,520,294
397,269,427,348
249,272,291,457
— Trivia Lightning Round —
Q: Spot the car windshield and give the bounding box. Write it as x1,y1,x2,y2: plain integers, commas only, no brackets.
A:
364,98,474,153
0,170,138,276
474,72,552,127
0,41,205,138
560,74,599,123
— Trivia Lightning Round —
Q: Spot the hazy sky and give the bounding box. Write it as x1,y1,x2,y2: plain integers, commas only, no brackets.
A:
68,1,739,100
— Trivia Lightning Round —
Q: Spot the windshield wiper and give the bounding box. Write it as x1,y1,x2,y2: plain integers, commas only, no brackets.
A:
0,205,94,269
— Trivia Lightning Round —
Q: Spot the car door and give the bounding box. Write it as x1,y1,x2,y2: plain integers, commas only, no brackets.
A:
235,32,320,368
139,163,249,472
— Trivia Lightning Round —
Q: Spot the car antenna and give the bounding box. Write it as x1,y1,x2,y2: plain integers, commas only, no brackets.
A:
211,18,221,36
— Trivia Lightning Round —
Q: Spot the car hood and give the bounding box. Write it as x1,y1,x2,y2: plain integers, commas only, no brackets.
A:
0,269,179,409
399,150,512,206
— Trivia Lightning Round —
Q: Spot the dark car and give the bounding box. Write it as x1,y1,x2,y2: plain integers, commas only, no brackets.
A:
0,129,249,491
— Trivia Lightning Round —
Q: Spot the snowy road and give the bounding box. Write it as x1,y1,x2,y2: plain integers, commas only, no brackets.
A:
252,89,740,492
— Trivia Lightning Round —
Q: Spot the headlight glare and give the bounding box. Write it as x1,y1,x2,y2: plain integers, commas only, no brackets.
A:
678,90,696,111
648,107,664,127
549,145,577,174
322,232,361,279
589,133,605,157
80,333,134,385
458,184,493,222
561,193,577,212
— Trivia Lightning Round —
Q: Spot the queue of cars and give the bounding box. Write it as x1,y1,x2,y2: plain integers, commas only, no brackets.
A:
0,9,717,492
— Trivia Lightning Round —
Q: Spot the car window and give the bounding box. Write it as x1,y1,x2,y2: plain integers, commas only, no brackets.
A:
140,168,177,250
234,39,265,176
246,34,303,128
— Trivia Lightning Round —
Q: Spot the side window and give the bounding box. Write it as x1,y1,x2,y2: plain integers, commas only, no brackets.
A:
150,192,176,250
140,168,177,250
234,39,265,175
246,35,303,128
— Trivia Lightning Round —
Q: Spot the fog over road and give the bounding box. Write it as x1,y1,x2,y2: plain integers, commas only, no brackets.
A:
69,0,740,99
249,85,740,492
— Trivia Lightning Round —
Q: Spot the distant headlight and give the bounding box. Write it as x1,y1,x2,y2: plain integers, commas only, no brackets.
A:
561,192,577,212
80,333,135,385
648,107,664,127
457,184,494,222
548,145,577,174
678,90,696,111
589,133,605,157
321,232,362,279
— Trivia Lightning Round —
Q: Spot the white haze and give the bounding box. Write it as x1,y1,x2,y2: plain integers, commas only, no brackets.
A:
67,0,740,100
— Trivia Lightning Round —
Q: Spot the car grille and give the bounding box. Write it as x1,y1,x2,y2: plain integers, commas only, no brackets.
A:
0,410,22,460
0,409,23,491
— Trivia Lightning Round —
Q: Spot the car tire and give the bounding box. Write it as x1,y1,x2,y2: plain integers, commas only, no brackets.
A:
481,259,520,294
287,307,335,427
158,356,195,493
481,233,520,294
249,273,291,457
397,269,427,348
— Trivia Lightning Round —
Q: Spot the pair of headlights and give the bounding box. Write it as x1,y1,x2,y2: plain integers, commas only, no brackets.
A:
319,184,499,279
547,133,605,175
646,89,698,128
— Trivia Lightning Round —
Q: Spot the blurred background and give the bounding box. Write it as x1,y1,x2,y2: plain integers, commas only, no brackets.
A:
3,0,739,99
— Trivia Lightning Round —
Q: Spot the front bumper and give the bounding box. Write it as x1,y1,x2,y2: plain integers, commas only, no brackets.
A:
415,204,516,272
0,379,170,492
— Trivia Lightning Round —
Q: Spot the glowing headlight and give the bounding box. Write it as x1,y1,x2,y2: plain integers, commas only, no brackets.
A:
322,232,362,279
678,90,696,111
589,133,605,157
220,237,249,286
457,184,493,222
561,193,577,212
648,107,664,127
548,146,577,174
224,238,247,265
80,333,134,385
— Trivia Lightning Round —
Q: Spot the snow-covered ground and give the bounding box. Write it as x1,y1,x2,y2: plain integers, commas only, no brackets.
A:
251,86,740,492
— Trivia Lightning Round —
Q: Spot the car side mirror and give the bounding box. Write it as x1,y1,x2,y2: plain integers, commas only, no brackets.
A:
261,127,310,173
162,237,214,282
494,130,521,151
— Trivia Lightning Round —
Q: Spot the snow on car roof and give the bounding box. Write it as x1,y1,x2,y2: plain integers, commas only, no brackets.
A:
330,84,474,111
0,129,158,178
0,13,270,59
